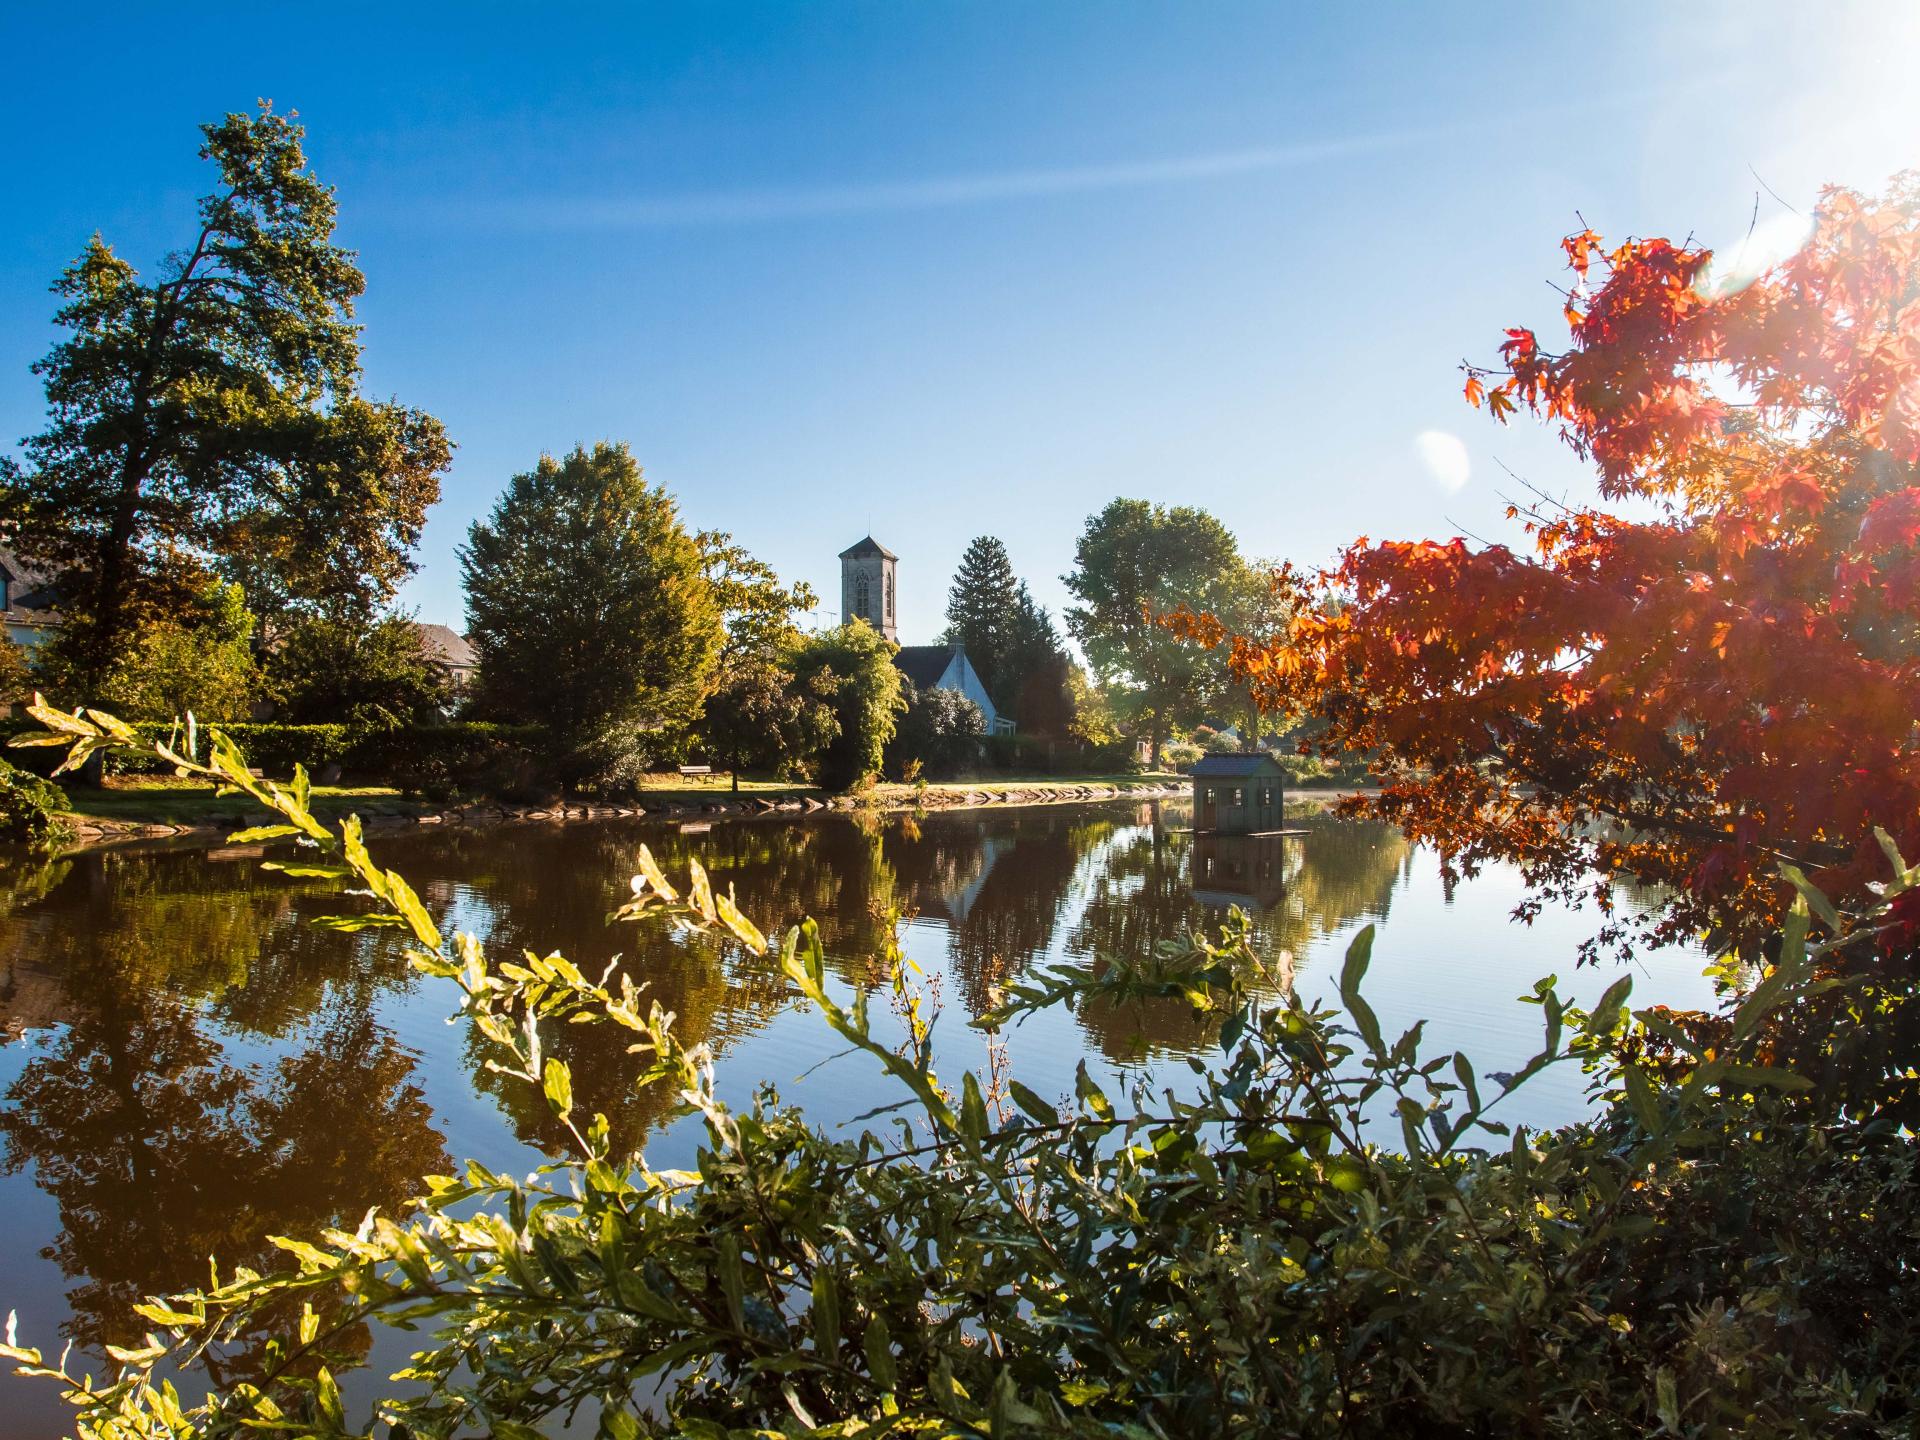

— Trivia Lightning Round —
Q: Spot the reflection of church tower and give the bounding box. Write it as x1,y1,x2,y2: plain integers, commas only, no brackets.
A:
838,536,898,643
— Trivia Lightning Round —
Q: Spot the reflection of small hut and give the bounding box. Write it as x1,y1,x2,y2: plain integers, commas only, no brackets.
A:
1191,752,1288,835
1191,832,1293,911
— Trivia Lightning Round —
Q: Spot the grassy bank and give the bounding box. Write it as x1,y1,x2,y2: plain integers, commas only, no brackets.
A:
62,776,430,828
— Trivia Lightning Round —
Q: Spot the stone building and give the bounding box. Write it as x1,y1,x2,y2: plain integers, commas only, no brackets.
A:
838,536,897,644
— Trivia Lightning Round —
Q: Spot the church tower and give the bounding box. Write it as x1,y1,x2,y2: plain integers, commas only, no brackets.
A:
838,536,898,643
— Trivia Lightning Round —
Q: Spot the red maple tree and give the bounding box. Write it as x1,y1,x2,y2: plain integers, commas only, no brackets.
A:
1187,176,1920,957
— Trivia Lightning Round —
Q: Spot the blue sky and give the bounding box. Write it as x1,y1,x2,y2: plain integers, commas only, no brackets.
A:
3,2,1917,645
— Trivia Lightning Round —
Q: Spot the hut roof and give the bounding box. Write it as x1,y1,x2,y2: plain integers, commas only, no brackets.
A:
1190,752,1288,779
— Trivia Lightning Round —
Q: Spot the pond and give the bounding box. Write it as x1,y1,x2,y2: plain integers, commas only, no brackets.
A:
0,800,1719,1433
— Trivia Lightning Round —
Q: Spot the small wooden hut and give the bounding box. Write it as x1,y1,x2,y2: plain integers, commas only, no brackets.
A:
1190,752,1288,835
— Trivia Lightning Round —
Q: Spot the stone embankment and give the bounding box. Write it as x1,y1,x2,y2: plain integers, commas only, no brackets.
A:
62,779,1189,851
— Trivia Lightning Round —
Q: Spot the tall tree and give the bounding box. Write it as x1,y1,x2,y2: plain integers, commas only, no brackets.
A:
1064,499,1242,764
1185,177,1920,957
691,533,827,789
461,444,720,787
942,536,1019,686
0,102,450,685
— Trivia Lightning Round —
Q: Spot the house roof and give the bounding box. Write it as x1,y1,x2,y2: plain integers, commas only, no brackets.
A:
892,644,957,690
413,622,477,670
838,535,898,561
1191,752,1288,778
0,547,65,626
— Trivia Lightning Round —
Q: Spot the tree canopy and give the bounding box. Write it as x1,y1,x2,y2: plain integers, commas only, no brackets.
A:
790,620,906,790
266,612,453,730
461,443,720,787
0,103,450,683
1064,499,1242,763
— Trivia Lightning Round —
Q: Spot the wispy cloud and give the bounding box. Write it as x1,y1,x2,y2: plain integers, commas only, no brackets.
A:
460,80,1728,232
484,128,1434,230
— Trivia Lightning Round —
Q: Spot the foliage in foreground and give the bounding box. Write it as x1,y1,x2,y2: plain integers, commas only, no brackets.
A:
0,754,71,845
1177,175,1920,959
5,706,1919,1438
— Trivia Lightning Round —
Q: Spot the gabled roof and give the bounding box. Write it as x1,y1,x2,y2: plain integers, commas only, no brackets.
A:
892,644,957,690
413,622,477,670
1191,752,1288,778
838,535,898,561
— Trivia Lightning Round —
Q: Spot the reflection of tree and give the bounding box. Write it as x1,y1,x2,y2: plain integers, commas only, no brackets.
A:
0,984,447,1371
1066,808,1410,1062
0,845,447,1373
0,845,412,1040
388,824,809,1153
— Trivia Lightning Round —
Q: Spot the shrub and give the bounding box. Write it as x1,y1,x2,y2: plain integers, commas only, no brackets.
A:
266,612,455,729
13,712,1920,1438
0,756,67,845
1161,738,1204,771
887,682,984,780
87,721,355,778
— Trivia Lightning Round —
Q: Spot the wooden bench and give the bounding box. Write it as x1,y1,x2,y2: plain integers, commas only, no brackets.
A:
676,765,713,779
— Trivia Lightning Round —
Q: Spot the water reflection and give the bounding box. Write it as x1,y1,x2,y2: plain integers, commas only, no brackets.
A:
0,852,450,1369
0,799,1528,1406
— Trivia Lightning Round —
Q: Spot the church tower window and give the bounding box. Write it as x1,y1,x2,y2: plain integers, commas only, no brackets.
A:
884,572,894,620
855,574,870,620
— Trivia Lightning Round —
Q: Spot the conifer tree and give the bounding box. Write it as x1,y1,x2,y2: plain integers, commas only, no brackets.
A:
942,536,1019,683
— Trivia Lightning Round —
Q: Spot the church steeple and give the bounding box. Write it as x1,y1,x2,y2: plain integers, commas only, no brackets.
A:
838,535,898,643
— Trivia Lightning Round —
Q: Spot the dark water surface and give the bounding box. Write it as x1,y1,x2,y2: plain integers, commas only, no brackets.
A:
0,800,1716,1434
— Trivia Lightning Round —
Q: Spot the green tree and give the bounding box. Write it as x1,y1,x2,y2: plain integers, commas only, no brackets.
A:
1063,498,1242,765
0,103,450,686
266,612,452,729
88,579,262,723
942,536,1019,692
698,531,817,671
699,657,837,792
1209,557,1292,744
691,533,830,787
790,620,905,790
461,443,720,788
